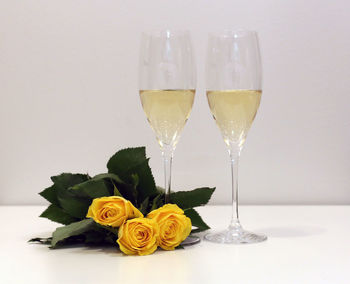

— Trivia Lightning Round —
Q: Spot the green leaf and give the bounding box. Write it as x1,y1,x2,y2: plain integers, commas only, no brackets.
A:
128,159,157,201
28,237,52,245
130,173,139,187
51,173,91,219
99,225,118,235
127,173,139,202
150,194,164,211
107,147,147,176
156,186,165,194
93,173,126,185
113,184,122,197
39,185,59,206
139,196,149,215
184,208,210,232
51,219,95,248
170,187,215,210
175,244,185,250
111,180,138,205
40,204,78,225
84,223,118,245
83,230,107,244
51,173,90,186
87,173,126,198
69,178,110,199
107,147,157,202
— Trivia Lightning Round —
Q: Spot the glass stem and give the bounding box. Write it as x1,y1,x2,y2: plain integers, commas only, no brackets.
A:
162,145,174,204
229,149,241,230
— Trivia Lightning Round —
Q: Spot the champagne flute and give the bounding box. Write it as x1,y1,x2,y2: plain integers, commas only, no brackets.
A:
139,30,198,243
205,30,267,244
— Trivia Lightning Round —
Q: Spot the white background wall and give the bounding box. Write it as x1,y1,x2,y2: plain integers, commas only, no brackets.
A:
0,0,349,205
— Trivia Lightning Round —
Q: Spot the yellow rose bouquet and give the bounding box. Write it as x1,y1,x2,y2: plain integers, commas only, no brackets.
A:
30,147,215,255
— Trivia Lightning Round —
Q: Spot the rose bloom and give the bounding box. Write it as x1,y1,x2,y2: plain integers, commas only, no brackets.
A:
117,218,159,256
86,196,143,227
147,204,192,250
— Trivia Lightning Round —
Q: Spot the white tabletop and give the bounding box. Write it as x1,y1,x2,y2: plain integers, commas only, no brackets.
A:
1,205,349,284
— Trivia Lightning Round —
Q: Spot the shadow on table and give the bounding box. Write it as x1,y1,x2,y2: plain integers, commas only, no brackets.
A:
53,243,127,256
76,244,182,256
255,226,326,238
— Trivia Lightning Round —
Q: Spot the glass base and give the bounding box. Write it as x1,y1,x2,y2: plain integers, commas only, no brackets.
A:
181,235,201,246
205,225,267,244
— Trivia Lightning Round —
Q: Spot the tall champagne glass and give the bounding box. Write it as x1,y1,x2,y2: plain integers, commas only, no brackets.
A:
205,30,267,244
139,30,196,203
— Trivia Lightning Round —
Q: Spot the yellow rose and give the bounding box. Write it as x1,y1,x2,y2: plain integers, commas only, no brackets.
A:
117,218,159,256
86,196,143,227
147,204,192,250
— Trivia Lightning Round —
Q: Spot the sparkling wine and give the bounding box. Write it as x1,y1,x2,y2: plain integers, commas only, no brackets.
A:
140,89,195,146
207,89,262,147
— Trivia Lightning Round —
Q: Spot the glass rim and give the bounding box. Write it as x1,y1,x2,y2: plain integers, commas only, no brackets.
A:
141,29,191,38
208,29,258,38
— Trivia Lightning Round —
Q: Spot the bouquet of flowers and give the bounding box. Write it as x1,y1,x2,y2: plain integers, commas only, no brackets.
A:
30,147,215,256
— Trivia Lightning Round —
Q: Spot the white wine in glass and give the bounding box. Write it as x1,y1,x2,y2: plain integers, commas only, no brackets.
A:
139,30,199,245
207,90,262,148
140,89,195,147
205,30,267,244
